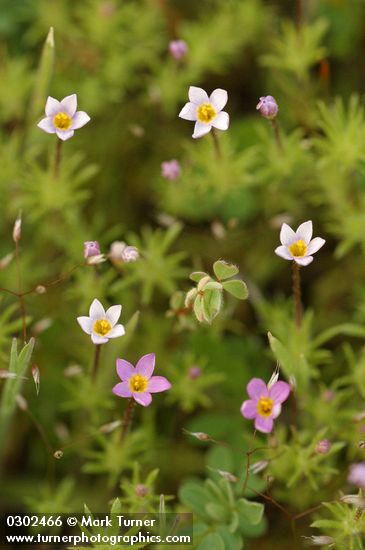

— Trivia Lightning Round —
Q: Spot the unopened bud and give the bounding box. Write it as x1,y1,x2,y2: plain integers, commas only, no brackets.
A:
303,536,335,546
0,253,13,270
100,420,122,434
32,318,52,335
35,285,47,294
341,494,365,507
216,469,237,482
249,460,269,474
13,214,22,243
109,241,139,263
188,366,202,379
16,394,28,411
267,366,280,390
315,439,331,455
169,40,188,60
32,365,40,395
84,241,101,259
161,159,181,181
256,95,278,120
53,450,63,459
184,430,211,441
135,484,149,497
64,365,82,377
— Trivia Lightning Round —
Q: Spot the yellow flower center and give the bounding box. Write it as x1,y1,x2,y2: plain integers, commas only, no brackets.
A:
197,103,217,124
257,396,274,417
129,374,148,393
53,112,72,130
288,239,307,258
93,319,112,336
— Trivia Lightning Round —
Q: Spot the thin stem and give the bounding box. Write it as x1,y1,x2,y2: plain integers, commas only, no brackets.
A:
292,262,302,328
271,118,283,150
53,139,63,180
242,429,257,493
15,241,27,343
210,129,222,159
121,398,136,442
296,0,303,30
91,344,102,381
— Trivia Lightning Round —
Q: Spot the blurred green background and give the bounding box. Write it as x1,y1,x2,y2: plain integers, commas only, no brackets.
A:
1,0,365,548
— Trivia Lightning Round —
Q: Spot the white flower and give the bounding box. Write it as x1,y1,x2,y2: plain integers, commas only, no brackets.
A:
179,86,229,139
77,299,125,344
275,220,325,266
37,94,90,141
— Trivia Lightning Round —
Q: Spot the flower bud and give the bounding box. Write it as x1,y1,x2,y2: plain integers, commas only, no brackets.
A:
161,159,181,181
122,246,139,263
135,484,149,497
249,460,269,474
36,285,47,294
109,241,139,263
16,394,28,411
315,439,331,454
256,95,278,120
303,536,335,546
169,40,188,60
322,389,335,402
13,214,22,243
188,366,202,379
348,462,365,489
84,241,101,259
53,450,63,459
0,253,13,270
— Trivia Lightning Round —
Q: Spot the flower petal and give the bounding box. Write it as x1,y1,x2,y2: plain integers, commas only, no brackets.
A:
112,381,132,398
77,316,92,334
106,304,121,326
55,129,74,141
255,415,274,434
275,245,292,260
71,111,90,130
37,117,56,134
179,102,197,121
148,376,171,393
45,96,61,117
209,89,228,111
188,86,209,104
89,299,105,320
192,121,212,139
60,94,77,116
240,399,257,419
247,378,268,400
91,332,108,344
108,324,125,338
294,256,313,266
272,403,282,419
116,358,135,381
280,223,296,246
269,381,291,404
307,237,325,255
296,220,312,244
211,111,229,130
135,353,155,379
133,392,152,407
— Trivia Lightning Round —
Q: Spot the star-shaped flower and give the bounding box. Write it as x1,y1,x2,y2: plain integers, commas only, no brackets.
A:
275,220,325,266
77,298,125,344
179,86,229,139
113,353,171,407
37,94,90,141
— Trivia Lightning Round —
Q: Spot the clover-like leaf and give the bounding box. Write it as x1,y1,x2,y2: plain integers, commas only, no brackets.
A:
213,260,239,280
222,279,248,300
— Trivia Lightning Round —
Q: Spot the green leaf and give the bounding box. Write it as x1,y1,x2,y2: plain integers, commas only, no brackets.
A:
194,295,205,323
216,527,243,550
213,260,239,280
204,281,223,290
222,279,248,300
190,272,209,282
237,498,264,525
197,533,225,550
202,289,222,323
179,481,209,518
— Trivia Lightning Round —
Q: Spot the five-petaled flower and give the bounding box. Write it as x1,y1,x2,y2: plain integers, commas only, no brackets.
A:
275,220,325,266
77,298,125,344
179,86,229,139
112,353,171,407
37,94,90,141
240,377,291,433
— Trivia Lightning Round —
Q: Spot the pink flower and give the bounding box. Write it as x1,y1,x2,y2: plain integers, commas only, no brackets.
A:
169,40,188,60
112,353,171,407
348,463,365,489
240,377,291,433
84,241,101,258
161,159,181,181
315,439,332,454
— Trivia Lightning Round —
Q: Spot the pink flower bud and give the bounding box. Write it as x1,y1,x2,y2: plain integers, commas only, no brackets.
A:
84,241,101,259
109,241,139,263
315,439,331,454
256,95,278,120
188,366,201,379
169,40,188,60
322,389,335,402
348,462,365,489
161,159,181,181
122,246,139,263
135,484,149,497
